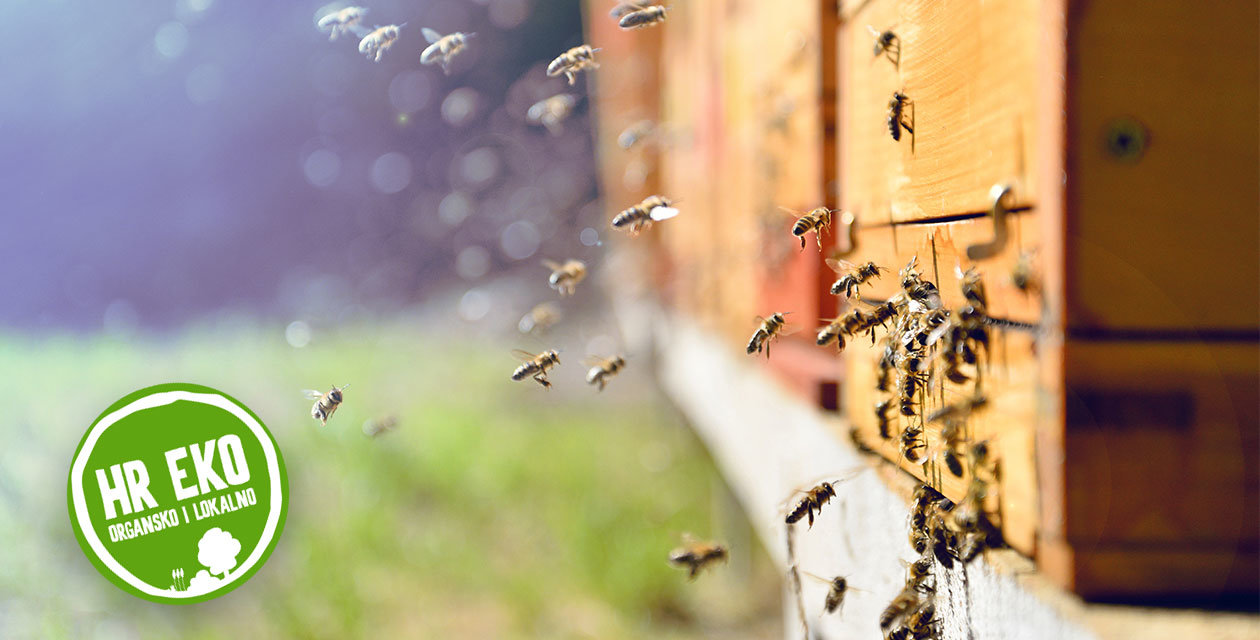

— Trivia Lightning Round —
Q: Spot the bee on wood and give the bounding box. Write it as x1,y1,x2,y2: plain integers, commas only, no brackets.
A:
939,420,967,478
906,557,933,593
612,195,679,234
617,119,656,149
785,481,837,528
518,302,562,336
868,299,899,329
880,585,921,631
887,91,914,142
875,399,895,439
419,28,472,74
827,260,886,297
619,4,667,29
584,355,626,391
876,344,896,392
927,393,988,425
303,384,349,427
901,422,926,463
669,534,728,580
900,257,941,309
816,317,847,352
907,601,937,639
547,44,600,85
849,426,878,455
928,511,957,569
542,259,587,296
510,349,561,388
527,94,578,136
866,25,900,68
358,24,403,62
362,415,397,437
317,6,369,41
1012,249,1040,294
897,366,923,417
747,312,795,358
782,206,837,250
957,265,988,311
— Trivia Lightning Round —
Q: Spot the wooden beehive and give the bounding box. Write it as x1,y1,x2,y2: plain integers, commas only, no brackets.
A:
585,0,1259,602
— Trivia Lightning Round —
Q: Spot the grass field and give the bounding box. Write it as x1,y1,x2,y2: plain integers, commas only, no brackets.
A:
0,318,781,639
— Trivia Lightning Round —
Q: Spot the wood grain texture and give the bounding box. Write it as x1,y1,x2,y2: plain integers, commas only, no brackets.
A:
1065,0,1260,331
838,0,1040,223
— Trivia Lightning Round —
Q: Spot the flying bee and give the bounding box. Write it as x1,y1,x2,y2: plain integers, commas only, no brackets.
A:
361,415,397,438
866,25,900,67
815,317,847,352
612,195,679,234
619,4,667,29
782,206,836,250
317,6,369,41
419,28,472,74
887,91,914,142
303,384,349,427
542,259,587,296
785,481,837,528
510,349,561,388
547,44,600,85
527,94,577,136
609,1,644,19
518,302,562,335
584,354,626,391
868,299,899,328
617,119,656,149
1012,249,1040,293
668,534,728,580
875,399,894,439
358,24,403,62
880,585,921,630
827,259,886,297
800,572,862,615
957,265,988,311
747,312,795,358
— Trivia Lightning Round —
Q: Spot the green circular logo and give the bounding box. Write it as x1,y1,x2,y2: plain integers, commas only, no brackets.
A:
67,383,287,604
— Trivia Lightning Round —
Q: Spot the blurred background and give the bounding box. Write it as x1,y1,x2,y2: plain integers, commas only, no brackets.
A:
0,0,782,637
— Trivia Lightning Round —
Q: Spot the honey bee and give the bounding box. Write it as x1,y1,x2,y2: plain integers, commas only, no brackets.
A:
897,367,921,417
617,119,656,149
361,415,397,437
510,349,561,388
527,94,577,136
317,6,369,41
875,399,894,439
827,260,886,297
584,354,626,391
785,481,837,528
866,25,900,67
900,422,926,463
1012,249,1040,293
784,207,836,250
612,195,679,234
900,257,941,308
906,601,937,638
303,384,349,427
668,534,728,580
547,44,600,85
358,24,403,62
619,4,667,29
747,312,794,358
542,259,587,296
957,265,988,311
926,393,988,425
609,1,643,19
801,572,858,615
815,317,847,352
880,585,921,630
518,302,562,335
887,91,914,142
905,556,933,593
420,28,473,74
876,344,896,392
928,511,957,569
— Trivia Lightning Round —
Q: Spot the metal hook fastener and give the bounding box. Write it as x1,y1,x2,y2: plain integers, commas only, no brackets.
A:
966,184,1012,261
832,211,858,257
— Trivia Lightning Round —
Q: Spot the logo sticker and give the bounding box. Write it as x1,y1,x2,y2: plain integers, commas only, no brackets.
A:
67,383,287,603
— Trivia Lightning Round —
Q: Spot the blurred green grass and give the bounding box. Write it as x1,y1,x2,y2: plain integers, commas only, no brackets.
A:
0,320,780,639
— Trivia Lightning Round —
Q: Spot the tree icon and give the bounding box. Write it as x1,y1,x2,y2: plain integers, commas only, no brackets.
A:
186,527,242,594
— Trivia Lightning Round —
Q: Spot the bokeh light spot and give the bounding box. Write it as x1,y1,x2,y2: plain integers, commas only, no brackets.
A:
579,227,600,246
285,320,312,348
455,246,491,280
389,70,434,115
441,88,479,127
371,152,412,194
303,149,341,188
154,22,189,59
500,221,541,260
458,288,491,322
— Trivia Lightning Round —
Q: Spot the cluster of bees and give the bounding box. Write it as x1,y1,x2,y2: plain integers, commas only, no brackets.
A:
310,3,1019,629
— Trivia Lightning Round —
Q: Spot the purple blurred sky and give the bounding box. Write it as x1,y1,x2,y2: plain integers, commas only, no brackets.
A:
0,0,598,330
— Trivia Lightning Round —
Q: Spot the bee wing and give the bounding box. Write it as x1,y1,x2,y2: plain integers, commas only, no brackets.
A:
511,349,538,362
582,355,612,367
925,321,952,347
302,389,324,400
779,325,803,337
799,569,832,585
648,206,679,221
777,205,805,219
825,257,858,273
421,27,443,43
541,259,563,271
752,315,766,325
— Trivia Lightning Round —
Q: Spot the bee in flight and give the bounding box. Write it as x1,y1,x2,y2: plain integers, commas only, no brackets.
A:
887,91,914,142
867,25,900,68
617,119,656,150
362,415,398,438
542,259,587,296
527,94,578,136
611,195,679,234
317,6,369,41
816,316,847,352
779,206,836,250
618,4,667,29
547,44,600,85
419,28,473,74
584,355,626,391
359,24,403,62
1011,248,1039,294
510,349,561,388
303,384,349,427
785,480,837,528
668,534,728,580
801,572,861,615
747,312,796,358
827,259,887,298
518,302,562,335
